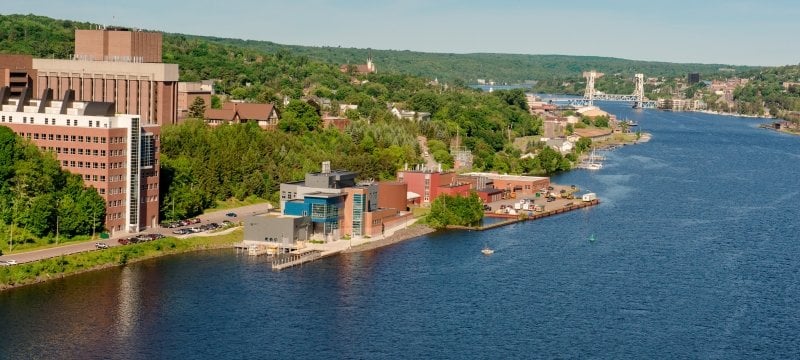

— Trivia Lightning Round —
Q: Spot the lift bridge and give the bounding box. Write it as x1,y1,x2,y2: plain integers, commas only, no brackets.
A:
570,71,657,109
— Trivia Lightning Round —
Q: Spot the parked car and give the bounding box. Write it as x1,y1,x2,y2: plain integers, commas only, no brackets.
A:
118,238,130,245
149,233,165,240
173,228,189,235
225,212,237,218
0,259,18,266
95,242,109,249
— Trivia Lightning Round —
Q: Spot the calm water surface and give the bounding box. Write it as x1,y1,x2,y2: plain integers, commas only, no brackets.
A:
2,103,799,359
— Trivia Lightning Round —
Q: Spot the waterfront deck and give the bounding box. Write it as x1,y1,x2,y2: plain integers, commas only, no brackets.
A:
450,199,600,231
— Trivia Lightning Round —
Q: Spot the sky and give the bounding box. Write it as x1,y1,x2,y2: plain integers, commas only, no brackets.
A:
3,0,799,66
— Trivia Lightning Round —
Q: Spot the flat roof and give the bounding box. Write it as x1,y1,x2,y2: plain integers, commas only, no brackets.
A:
304,192,343,199
462,172,549,182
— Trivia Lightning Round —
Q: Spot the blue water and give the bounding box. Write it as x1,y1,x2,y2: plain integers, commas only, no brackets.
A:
2,104,800,359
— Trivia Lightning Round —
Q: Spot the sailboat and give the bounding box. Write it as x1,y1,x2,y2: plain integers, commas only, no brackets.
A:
588,233,596,243
583,149,603,170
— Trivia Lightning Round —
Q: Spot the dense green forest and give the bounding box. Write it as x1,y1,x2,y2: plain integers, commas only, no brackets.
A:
0,127,106,251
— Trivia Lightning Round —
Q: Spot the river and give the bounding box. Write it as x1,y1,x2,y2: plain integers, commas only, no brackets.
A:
2,103,799,359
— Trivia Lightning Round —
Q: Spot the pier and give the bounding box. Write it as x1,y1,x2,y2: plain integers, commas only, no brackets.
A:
271,250,323,270
449,199,600,231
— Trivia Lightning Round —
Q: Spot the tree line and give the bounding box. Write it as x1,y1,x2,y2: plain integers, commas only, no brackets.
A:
0,127,105,250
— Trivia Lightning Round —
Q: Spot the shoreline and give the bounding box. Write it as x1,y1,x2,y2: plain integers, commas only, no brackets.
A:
0,231,241,292
342,225,437,254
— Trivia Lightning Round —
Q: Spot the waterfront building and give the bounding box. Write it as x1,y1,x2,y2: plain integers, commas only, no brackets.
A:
204,102,279,129
461,172,550,197
0,86,160,234
397,169,467,206
246,162,410,246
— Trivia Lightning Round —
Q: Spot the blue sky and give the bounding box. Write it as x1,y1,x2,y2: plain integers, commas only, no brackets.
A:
2,0,799,66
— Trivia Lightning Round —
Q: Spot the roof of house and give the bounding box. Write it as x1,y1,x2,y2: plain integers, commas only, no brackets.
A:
205,102,277,121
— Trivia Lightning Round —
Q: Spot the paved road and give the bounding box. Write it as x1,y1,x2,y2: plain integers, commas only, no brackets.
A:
416,135,439,171
0,202,272,265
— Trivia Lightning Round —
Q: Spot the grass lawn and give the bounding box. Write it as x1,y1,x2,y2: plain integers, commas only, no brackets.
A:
0,229,243,290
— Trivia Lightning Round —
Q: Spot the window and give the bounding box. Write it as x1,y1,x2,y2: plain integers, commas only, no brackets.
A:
77,161,84,168
56,134,62,141
100,176,106,182
56,147,62,154
66,119,71,126
78,136,84,142
23,117,27,124
100,163,106,169
70,148,76,155
69,161,75,167
44,118,49,125
33,133,39,140
101,137,106,144
92,149,98,156
99,189,105,195
77,149,84,155
48,134,54,141
71,135,76,142
95,121,100,128
100,150,106,156
92,175,98,181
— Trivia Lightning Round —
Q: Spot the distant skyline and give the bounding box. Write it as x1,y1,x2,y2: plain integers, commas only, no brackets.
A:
2,0,799,66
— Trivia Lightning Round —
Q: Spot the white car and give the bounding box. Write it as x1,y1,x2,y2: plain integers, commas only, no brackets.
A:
95,242,109,249
0,259,18,266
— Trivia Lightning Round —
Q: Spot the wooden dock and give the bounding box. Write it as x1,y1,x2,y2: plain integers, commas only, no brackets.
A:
271,250,323,270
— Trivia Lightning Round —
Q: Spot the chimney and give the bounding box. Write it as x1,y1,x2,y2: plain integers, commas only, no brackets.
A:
321,161,331,174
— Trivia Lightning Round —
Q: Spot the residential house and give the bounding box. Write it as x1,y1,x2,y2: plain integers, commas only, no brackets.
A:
204,102,279,129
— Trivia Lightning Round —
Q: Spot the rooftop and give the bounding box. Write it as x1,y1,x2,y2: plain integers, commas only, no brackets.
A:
462,172,548,182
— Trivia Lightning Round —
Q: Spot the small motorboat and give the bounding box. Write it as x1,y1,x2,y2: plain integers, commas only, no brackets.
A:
481,246,494,255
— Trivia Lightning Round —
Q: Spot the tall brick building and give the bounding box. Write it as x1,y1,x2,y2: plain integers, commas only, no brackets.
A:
0,28,179,125
0,86,160,234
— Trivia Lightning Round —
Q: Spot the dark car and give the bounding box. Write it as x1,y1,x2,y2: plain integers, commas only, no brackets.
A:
118,238,129,245
225,212,237,218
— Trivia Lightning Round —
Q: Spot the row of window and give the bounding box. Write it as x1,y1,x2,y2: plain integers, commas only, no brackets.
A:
19,132,133,145
54,147,107,157
1,115,107,128
108,200,124,208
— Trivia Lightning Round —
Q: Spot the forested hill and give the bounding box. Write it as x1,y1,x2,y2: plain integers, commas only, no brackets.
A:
193,36,753,83
0,14,754,83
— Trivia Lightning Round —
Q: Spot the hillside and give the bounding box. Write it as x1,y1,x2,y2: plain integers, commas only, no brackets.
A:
1,14,754,84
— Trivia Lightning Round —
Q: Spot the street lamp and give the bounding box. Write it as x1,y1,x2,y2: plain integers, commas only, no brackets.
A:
55,199,60,245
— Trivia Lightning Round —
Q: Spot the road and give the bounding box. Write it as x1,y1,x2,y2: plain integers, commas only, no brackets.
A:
416,135,439,171
0,202,272,265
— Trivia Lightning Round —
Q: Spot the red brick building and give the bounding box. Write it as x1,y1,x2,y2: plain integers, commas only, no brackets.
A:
1,86,160,234
397,170,471,206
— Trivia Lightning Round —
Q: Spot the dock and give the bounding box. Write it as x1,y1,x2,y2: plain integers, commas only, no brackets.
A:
449,199,600,231
271,250,323,270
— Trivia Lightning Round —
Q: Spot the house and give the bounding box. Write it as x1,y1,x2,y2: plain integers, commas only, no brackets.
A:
339,56,376,75
545,138,574,154
391,106,431,121
322,113,351,131
204,102,279,129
